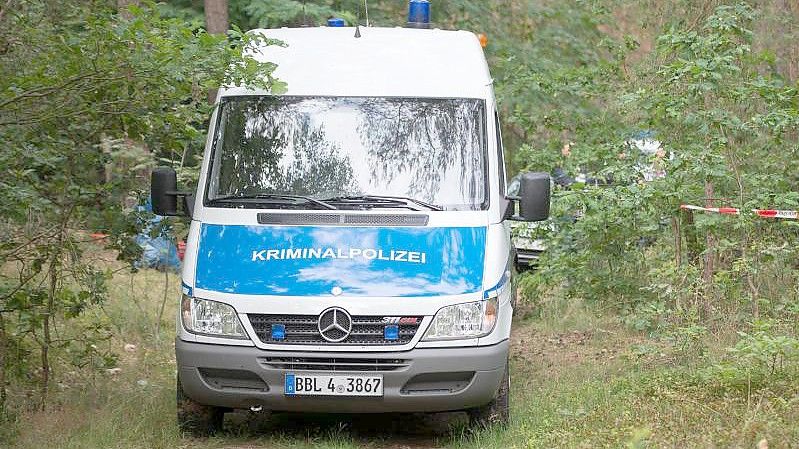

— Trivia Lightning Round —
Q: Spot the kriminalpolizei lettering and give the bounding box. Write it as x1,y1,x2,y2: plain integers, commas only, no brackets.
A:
250,247,427,264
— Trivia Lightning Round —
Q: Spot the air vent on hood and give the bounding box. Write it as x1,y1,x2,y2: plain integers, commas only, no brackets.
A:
257,213,429,226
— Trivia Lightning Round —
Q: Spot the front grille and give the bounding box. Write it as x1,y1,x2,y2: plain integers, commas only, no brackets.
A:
248,314,423,346
260,357,410,372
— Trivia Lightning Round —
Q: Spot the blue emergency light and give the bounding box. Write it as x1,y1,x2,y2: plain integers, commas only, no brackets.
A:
384,325,399,341
327,18,346,27
271,324,286,340
407,0,431,29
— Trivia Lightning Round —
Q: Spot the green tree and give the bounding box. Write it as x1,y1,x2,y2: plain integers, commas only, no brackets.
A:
0,0,278,412
518,2,799,331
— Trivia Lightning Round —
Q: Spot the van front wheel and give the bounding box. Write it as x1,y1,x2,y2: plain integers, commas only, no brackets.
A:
177,376,225,437
467,360,510,429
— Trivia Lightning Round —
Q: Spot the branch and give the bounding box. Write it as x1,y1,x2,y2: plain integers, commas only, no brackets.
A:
0,72,154,125
0,269,40,303
0,71,102,110
0,226,61,261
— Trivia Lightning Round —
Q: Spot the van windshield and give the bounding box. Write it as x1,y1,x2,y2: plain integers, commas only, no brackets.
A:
205,96,488,211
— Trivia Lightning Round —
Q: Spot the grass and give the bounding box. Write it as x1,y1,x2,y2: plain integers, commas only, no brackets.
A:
3,265,799,448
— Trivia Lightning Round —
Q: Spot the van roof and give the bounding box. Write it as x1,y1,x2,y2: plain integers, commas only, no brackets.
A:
220,27,492,99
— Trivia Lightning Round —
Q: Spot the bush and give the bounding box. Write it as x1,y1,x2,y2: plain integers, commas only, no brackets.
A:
0,0,277,414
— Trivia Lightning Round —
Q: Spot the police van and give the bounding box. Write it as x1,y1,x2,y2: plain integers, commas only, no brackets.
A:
151,1,550,435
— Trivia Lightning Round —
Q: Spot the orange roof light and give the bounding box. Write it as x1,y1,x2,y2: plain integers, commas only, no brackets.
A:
477,33,488,48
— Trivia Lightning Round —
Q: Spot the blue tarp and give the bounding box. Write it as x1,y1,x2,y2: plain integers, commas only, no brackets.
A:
135,200,180,271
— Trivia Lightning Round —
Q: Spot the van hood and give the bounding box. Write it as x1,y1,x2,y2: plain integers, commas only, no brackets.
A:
194,224,486,297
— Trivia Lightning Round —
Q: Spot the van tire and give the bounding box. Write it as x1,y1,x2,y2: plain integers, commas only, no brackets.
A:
467,360,510,429
177,377,224,437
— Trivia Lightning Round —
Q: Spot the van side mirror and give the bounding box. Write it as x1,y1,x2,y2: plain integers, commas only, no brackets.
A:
517,172,550,222
151,167,193,217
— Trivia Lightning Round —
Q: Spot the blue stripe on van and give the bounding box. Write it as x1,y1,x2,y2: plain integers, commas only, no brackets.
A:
483,269,509,299
181,282,193,297
194,224,486,297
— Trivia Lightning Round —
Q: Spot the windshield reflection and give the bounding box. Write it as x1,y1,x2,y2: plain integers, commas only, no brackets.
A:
206,96,488,211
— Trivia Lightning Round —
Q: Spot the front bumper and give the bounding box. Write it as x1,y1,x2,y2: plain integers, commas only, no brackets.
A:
176,338,508,413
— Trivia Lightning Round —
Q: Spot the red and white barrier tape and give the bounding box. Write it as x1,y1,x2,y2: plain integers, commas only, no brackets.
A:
680,204,799,220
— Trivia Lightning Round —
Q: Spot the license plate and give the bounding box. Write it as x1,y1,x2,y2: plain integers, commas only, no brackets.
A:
284,374,383,397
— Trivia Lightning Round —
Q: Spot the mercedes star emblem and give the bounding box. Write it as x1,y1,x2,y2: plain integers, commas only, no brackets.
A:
317,307,352,343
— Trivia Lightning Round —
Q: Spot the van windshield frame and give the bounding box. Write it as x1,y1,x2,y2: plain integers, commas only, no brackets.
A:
202,95,490,212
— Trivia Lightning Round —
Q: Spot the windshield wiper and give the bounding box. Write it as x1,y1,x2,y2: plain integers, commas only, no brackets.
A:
322,195,443,211
208,194,337,210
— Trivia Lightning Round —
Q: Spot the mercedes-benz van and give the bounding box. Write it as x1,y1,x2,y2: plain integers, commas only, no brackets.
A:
151,7,550,435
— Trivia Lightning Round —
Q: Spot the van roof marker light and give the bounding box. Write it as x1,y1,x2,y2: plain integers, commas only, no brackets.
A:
477,33,488,48
406,0,431,29
327,18,346,27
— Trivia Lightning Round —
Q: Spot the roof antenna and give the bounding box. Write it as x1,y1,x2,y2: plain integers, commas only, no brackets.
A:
302,0,308,26
354,0,362,38
364,0,370,27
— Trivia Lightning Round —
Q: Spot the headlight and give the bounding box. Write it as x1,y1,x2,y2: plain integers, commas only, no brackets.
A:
422,297,498,341
181,295,247,339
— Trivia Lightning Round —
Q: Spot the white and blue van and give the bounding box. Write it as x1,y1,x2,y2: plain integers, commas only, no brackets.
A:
151,3,550,435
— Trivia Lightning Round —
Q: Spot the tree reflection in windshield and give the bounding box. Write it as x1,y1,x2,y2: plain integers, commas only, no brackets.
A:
206,96,487,210
357,98,485,206
210,97,358,198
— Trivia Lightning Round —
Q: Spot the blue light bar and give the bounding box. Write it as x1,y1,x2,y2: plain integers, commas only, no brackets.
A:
407,0,431,29
327,18,346,27
271,324,286,340
384,325,399,341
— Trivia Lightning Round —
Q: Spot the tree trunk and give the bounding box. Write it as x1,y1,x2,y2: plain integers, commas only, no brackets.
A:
39,198,72,410
701,180,716,318
204,0,229,103
117,0,140,20
672,216,681,267
40,240,60,411
682,209,700,264
204,0,229,35
702,181,716,285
